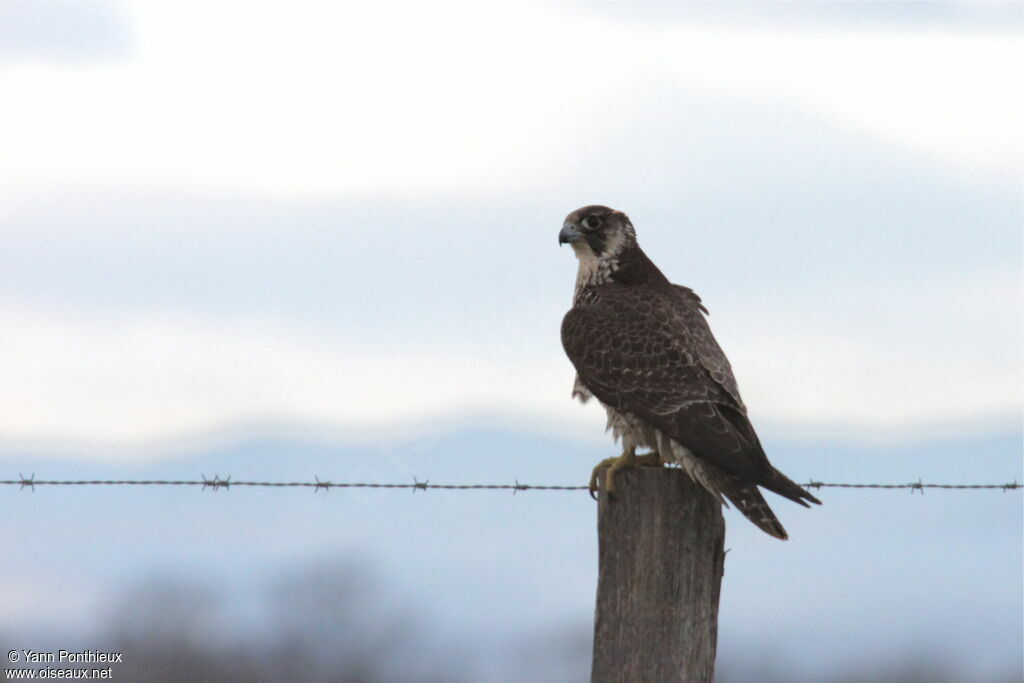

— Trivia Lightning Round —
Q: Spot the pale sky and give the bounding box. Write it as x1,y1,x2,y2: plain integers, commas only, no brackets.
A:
1,1,1021,452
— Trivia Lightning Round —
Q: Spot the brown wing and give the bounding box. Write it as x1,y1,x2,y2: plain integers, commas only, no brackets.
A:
561,285,818,506
671,285,746,412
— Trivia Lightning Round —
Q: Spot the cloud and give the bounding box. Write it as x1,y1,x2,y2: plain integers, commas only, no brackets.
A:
0,3,1019,451
0,303,586,447
0,1,134,63
717,268,1023,436
2,262,1018,452
586,1,1024,33
0,2,1018,201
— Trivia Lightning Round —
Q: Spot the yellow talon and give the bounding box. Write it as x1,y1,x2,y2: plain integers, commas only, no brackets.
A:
589,449,663,499
588,455,622,497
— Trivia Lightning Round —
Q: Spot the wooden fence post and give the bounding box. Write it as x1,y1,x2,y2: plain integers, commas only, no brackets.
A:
591,467,726,683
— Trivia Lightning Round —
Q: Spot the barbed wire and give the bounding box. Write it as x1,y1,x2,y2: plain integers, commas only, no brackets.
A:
0,473,1019,493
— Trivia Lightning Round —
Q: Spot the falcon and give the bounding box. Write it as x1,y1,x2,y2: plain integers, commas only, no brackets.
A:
559,205,820,539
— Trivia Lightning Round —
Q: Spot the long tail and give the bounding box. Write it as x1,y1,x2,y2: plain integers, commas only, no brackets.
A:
661,435,791,539
761,468,822,507
718,472,790,540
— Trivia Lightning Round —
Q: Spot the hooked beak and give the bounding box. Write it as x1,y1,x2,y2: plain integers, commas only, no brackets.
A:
559,223,582,246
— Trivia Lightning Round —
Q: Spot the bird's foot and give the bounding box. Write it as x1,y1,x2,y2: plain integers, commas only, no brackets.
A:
588,450,663,499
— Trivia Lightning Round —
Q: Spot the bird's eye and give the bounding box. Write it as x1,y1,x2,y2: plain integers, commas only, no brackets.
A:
581,215,603,230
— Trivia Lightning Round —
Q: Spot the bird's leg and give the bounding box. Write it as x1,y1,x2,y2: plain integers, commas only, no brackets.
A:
589,448,631,499
590,447,667,499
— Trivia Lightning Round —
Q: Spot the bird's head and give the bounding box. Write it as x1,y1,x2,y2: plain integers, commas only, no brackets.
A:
558,205,637,262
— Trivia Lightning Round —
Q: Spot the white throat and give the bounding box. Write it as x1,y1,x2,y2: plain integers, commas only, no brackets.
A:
571,240,622,301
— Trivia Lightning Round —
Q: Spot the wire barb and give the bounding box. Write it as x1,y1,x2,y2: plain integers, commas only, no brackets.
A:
201,474,230,492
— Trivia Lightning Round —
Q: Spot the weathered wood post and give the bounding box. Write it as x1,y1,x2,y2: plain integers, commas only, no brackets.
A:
592,467,726,683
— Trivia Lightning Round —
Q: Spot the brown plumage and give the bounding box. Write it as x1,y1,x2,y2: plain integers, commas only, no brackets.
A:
559,205,820,539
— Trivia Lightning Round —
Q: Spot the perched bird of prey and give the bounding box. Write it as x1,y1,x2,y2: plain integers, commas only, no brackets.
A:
559,205,820,539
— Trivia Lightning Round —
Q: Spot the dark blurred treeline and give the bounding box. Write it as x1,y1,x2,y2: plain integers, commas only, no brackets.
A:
1,560,1020,682
0,559,587,683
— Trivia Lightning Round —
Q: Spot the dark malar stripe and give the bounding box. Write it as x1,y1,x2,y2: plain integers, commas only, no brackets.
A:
585,231,606,256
